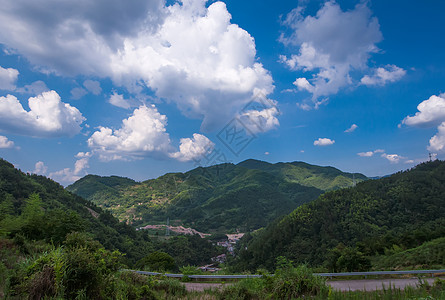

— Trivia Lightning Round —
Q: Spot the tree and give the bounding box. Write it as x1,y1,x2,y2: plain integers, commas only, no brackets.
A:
136,251,176,272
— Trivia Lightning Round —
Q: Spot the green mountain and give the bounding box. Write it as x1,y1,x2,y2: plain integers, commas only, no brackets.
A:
231,160,445,272
0,158,219,268
67,159,366,233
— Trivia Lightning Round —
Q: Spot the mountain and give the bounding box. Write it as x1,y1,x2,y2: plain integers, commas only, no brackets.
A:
0,158,154,265
0,158,220,268
67,159,366,233
231,160,445,271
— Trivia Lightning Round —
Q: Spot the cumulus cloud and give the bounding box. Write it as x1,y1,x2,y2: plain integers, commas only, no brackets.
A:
0,91,85,137
402,93,445,128
0,135,14,148
16,80,49,95
428,122,445,153
402,93,445,154
111,1,275,131
0,0,276,132
109,92,131,109
280,2,404,108
0,66,19,90
170,133,214,162
0,0,165,76
48,152,92,184
33,161,48,175
88,105,214,162
357,149,384,157
70,87,88,100
314,137,335,146
238,105,280,134
344,124,358,133
83,80,102,95
293,77,314,93
87,105,172,161
381,153,405,164
361,65,406,86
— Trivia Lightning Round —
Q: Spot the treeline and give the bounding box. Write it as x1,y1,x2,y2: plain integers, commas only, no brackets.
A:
231,160,445,272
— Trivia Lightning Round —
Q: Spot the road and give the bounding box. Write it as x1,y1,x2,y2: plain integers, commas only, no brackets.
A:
183,277,441,292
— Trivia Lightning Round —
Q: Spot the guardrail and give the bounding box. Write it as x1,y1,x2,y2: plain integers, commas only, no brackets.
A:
127,269,445,279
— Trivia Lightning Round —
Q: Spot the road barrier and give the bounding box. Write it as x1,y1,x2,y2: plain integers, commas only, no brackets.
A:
127,269,445,279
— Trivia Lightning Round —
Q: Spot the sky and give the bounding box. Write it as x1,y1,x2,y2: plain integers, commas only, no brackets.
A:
0,0,445,185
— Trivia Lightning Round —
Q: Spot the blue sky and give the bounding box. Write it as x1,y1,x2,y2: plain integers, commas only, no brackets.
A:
0,0,444,185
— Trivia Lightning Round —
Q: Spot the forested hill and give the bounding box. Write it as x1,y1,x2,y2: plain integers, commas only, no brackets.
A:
0,158,155,265
67,159,366,233
232,160,445,272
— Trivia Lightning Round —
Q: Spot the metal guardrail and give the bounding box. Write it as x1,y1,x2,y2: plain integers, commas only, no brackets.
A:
127,269,445,279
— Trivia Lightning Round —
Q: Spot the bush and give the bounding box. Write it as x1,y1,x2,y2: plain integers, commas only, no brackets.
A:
153,277,187,298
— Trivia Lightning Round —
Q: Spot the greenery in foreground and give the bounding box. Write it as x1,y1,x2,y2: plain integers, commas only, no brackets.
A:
67,159,365,232
231,160,445,272
3,247,444,299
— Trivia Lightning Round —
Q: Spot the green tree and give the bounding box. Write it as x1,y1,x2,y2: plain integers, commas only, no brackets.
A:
136,251,176,272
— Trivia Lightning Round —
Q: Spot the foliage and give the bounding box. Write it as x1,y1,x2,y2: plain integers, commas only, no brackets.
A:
372,237,445,270
232,160,445,271
136,251,176,272
219,261,328,299
67,159,364,233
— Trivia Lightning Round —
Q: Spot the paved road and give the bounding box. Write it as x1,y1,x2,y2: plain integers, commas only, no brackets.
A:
183,277,441,292
327,277,438,291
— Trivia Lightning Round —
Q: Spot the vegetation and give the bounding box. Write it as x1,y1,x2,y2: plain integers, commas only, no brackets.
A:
0,158,222,298
231,160,445,272
67,159,365,233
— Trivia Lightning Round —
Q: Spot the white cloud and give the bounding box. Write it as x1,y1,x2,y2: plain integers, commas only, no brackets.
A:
111,1,275,131
49,155,90,185
293,77,314,92
16,81,49,95
314,137,335,146
0,66,19,90
0,135,14,148
344,124,358,133
75,151,92,158
0,91,85,137
109,92,131,109
402,93,445,128
381,153,405,164
33,161,48,175
0,0,276,132
88,105,214,162
88,105,172,161
264,151,270,155
280,2,403,108
70,87,88,100
238,105,280,134
170,133,214,162
428,122,445,153
357,149,385,157
0,0,165,76
357,151,374,157
83,80,102,95
361,65,406,86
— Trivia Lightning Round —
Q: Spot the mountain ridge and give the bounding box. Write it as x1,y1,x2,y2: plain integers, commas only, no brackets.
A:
67,159,367,233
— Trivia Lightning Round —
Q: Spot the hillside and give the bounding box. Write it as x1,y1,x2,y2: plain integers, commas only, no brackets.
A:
0,158,218,267
67,159,366,233
231,160,445,272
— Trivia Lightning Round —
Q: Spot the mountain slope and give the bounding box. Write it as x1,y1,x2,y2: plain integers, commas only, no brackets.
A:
0,158,154,265
67,159,366,233
232,161,445,271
